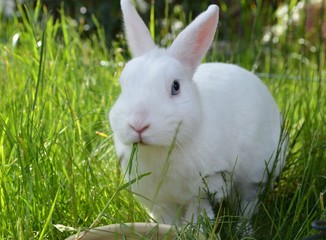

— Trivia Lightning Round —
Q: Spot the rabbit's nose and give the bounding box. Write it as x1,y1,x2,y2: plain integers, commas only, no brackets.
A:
129,124,150,143
129,124,150,134
129,109,150,141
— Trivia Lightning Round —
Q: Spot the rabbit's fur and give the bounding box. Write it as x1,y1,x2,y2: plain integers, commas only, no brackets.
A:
110,0,286,226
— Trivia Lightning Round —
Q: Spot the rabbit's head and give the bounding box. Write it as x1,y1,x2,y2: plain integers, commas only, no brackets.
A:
109,0,219,147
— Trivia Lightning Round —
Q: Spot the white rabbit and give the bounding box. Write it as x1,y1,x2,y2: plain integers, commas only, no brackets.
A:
109,0,286,227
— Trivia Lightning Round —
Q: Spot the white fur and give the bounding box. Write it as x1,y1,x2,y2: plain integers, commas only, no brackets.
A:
110,0,286,225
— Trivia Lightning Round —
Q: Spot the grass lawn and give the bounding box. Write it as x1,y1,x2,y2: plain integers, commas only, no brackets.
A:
0,1,325,239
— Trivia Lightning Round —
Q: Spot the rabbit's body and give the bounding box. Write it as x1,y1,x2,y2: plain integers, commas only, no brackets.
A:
110,0,286,226
113,60,283,223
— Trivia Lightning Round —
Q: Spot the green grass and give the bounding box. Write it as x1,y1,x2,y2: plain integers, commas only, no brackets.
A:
0,2,325,239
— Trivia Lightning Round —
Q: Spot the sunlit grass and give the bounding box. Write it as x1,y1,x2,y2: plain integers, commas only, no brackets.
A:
0,1,325,239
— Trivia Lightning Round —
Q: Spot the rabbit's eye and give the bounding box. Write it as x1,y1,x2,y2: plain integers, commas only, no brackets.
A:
171,80,180,96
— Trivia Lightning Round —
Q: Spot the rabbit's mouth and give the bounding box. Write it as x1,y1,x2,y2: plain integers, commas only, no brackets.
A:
130,135,164,147
136,138,147,145
128,123,152,145
134,135,157,146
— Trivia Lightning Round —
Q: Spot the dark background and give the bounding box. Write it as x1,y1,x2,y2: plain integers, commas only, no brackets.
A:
2,0,324,66
17,0,286,43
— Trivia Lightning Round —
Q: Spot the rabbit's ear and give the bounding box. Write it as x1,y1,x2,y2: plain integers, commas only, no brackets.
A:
168,5,219,72
121,0,155,57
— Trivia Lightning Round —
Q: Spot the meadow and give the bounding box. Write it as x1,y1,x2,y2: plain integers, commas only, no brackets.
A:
0,1,325,239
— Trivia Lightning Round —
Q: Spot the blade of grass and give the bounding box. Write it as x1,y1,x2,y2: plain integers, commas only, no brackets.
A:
38,190,60,240
32,17,47,112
